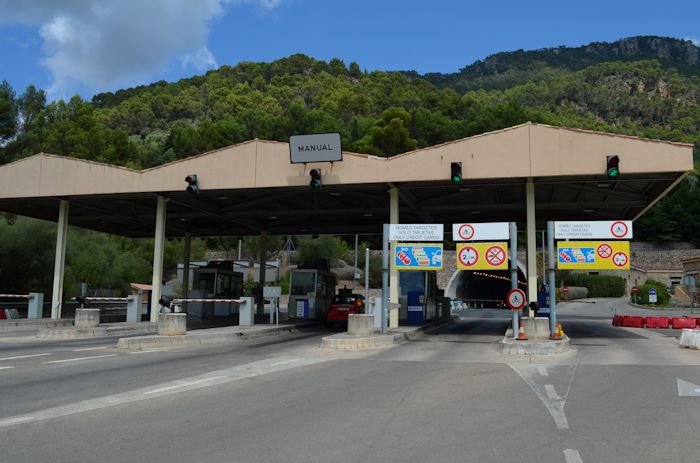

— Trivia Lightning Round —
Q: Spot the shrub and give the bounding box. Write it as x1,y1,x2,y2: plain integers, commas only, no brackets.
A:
565,274,626,297
634,279,670,306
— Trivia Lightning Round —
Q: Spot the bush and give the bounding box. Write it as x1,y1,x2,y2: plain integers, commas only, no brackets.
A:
634,279,670,306
565,274,626,297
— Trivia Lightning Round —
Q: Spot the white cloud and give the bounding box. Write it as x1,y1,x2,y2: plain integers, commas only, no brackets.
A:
0,0,286,97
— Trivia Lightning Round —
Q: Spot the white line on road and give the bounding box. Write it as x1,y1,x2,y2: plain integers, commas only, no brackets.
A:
128,349,169,354
270,359,300,367
0,366,15,370
73,347,107,352
0,356,329,429
43,354,117,364
145,376,227,395
0,353,52,361
545,384,562,401
538,366,549,376
564,449,583,463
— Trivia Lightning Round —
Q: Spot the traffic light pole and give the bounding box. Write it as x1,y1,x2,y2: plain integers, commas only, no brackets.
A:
547,221,557,337
509,222,518,339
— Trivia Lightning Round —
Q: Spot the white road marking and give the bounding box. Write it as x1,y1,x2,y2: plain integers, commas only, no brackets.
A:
73,347,107,352
43,354,117,364
545,384,562,401
0,366,15,370
0,356,329,428
509,363,577,430
0,353,52,361
538,366,549,376
128,349,168,354
677,378,700,397
270,359,299,367
145,376,227,394
564,449,583,463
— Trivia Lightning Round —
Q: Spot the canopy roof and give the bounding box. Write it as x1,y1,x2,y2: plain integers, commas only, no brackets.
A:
0,123,692,238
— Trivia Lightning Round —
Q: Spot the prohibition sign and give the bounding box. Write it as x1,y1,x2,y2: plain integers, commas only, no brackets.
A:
485,245,506,267
507,289,527,311
458,246,479,267
597,244,612,259
611,221,628,238
612,251,628,267
458,224,475,240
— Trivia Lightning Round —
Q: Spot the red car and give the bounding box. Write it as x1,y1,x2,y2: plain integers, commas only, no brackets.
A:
325,293,365,325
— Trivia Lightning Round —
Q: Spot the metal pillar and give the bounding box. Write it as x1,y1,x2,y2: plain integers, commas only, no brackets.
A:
257,232,267,317
353,234,359,290
389,187,399,328
182,232,191,314
526,179,537,316
381,224,389,333
547,221,557,336
364,247,370,303
509,222,518,339
149,196,167,323
51,200,69,320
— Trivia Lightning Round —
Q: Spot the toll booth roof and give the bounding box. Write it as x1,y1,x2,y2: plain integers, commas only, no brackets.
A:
0,123,692,238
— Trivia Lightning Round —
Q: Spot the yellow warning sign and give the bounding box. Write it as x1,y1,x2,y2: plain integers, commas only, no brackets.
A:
456,242,509,270
557,241,630,270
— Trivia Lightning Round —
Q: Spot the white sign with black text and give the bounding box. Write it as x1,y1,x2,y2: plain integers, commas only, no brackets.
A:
389,224,444,242
554,221,633,240
289,133,342,163
452,222,510,241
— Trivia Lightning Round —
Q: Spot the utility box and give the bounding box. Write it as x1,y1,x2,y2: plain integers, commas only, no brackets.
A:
407,291,424,325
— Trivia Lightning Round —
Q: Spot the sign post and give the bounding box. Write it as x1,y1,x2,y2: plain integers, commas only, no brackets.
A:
509,222,518,340
547,221,558,338
381,224,389,334
631,285,638,304
649,288,657,306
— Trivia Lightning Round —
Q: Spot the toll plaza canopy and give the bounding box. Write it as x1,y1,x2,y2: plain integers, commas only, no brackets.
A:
0,123,693,238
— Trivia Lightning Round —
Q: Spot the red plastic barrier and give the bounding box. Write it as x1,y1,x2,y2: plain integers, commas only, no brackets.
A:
646,317,670,329
0,308,5,320
612,315,624,326
672,317,696,329
622,316,646,328
695,318,700,328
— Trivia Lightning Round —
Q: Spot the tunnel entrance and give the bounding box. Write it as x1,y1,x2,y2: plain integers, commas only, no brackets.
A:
447,260,527,309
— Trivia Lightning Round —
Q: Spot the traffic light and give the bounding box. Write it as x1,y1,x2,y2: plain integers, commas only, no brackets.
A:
606,155,620,178
185,174,199,194
450,162,462,184
309,169,321,190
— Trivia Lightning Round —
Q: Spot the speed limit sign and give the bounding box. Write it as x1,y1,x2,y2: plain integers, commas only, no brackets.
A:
506,289,527,311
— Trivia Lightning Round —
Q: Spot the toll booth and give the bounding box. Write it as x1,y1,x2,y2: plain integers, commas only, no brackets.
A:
399,271,438,325
188,265,244,318
288,262,336,320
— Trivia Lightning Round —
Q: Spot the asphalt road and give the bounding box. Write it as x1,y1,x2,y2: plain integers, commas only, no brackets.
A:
2,299,700,463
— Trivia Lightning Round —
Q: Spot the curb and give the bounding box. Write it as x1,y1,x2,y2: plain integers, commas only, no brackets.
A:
116,323,308,350
0,319,73,332
499,335,573,355
37,323,157,340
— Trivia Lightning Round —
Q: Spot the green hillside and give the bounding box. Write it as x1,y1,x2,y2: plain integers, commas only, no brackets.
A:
0,36,698,246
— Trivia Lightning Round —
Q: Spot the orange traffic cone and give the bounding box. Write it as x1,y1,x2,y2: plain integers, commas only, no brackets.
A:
516,322,528,341
550,323,562,340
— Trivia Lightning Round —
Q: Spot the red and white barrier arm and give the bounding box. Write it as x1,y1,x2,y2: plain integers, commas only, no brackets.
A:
84,297,133,301
0,294,32,299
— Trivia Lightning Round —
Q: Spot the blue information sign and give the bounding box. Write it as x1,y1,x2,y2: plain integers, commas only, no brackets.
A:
394,244,443,270
649,288,657,295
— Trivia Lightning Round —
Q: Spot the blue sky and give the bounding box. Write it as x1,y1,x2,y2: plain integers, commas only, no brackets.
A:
1,0,698,100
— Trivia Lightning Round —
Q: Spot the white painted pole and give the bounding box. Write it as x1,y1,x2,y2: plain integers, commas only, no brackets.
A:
353,234,358,290
547,221,557,337
150,196,167,323
526,179,537,317
182,232,191,315
389,187,399,328
364,247,370,304
381,224,389,333
510,222,518,339
51,200,69,320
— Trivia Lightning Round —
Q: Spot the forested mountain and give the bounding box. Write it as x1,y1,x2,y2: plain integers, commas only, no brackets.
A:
0,36,698,246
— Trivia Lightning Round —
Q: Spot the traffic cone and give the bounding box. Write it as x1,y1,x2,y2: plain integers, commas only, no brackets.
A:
516,322,528,341
550,323,562,340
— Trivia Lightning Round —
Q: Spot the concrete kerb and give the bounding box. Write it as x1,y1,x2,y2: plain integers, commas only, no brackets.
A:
116,322,318,350
0,319,73,332
320,317,456,350
499,328,573,355
37,322,157,340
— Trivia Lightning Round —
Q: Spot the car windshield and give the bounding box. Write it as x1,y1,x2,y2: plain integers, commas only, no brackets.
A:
332,295,361,304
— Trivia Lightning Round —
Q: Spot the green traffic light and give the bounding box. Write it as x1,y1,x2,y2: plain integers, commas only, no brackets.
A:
451,174,462,184
607,168,619,178
310,179,322,189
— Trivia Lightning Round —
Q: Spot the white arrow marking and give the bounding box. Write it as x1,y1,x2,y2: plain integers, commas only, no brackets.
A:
564,449,583,463
509,364,577,430
677,378,700,397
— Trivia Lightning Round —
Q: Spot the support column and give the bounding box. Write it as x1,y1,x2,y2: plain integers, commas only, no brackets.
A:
547,221,557,337
526,179,537,316
257,232,267,317
51,200,69,320
182,232,191,314
389,187,399,328
150,196,167,323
